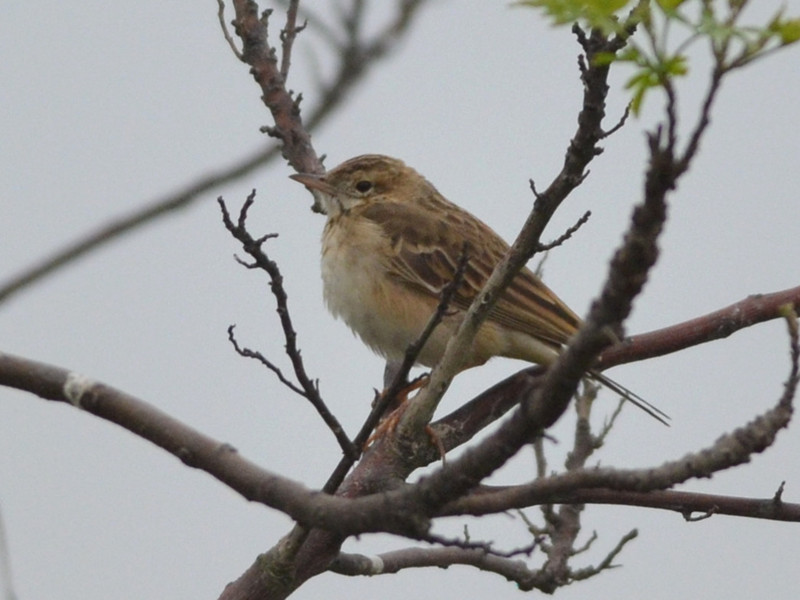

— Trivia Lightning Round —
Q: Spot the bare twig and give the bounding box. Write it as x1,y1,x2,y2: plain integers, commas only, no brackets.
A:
597,285,800,370
773,481,786,504
217,0,243,59
379,244,472,416
581,488,800,523
570,530,637,581
330,526,629,592
601,104,630,138
331,546,549,591
279,0,304,78
448,480,800,524
230,1,319,175
0,0,431,306
219,192,358,461
398,25,635,436
0,146,275,305
321,244,471,493
537,210,592,252
228,325,306,397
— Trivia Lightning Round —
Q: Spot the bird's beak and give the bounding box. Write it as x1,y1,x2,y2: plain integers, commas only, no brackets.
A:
289,172,336,195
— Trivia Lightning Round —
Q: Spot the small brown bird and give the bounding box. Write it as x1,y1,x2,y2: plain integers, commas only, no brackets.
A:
291,154,666,423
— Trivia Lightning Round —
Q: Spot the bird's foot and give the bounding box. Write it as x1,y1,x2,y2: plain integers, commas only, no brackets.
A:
364,374,430,449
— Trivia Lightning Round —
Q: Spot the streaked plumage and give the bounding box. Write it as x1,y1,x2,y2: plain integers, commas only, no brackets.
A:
291,155,666,422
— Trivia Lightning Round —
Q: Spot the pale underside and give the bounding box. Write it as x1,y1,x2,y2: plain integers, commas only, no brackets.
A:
320,193,582,370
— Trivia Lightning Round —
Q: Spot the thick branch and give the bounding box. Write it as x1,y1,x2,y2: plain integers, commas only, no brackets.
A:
555,488,800,522
331,547,549,591
598,285,800,369
398,25,633,435
443,333,796,518
0,351,423,537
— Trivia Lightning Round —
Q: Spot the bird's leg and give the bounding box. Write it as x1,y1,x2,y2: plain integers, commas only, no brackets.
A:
365,361,430,448
373,359,428,413
383,359,402,389
382,360,446,461
366,362,444,462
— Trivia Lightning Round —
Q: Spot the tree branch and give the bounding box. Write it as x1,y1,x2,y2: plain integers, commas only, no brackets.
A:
331,547,550,591
0,0,431,306
0,351,427,538
218,192,358,461
558,488,800,522
598,285,800,370
397,24,635,437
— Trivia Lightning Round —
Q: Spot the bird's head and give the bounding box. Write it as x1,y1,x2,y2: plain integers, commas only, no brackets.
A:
290,154,428,216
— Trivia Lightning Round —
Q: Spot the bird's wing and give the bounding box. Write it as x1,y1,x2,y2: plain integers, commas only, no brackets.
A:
359,199,581,348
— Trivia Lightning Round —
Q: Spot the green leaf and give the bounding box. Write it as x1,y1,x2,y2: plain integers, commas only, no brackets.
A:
655,0,687,11
624,69,659,114
773,17,800,45
514,0,633,30
592,51,620,66
662,54,689,77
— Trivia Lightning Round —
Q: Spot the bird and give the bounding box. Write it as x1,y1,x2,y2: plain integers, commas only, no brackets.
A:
290,154,667,424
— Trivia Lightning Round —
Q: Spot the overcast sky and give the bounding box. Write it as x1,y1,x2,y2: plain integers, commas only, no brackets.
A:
2,1,799,599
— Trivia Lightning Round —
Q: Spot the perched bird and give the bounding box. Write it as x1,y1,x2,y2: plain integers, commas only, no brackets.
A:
291,154,666,423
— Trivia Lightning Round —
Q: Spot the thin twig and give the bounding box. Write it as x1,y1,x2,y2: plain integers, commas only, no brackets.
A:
601,104,630,138
0,1,432,306
217,0,243,60
570,529,637,581
381,244,472,419
279,0,304,78
321,245,471,493
228,325,306,396
218,192,358,461
537,210,591,252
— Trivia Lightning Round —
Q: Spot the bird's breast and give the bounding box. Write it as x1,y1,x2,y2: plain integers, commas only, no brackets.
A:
320,215,437,361
321,216,385,321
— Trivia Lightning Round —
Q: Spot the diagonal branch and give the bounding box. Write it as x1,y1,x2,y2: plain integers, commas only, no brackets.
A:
0,147,273,305
553,488,800,522
443,310,796,518
230,0,320,176
597,284,800,370
219,192,358,460
421,283,800,467
0,0,431,306
398,25,637,436
0,350,429,538
321,245,471,493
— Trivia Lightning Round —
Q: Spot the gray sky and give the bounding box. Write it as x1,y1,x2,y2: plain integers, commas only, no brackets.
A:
2,1,799,599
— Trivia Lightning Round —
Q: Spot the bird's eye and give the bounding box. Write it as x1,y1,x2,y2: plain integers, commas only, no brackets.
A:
355,180,373,193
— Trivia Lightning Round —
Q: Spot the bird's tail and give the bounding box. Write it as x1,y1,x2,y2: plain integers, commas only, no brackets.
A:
590,371,670,425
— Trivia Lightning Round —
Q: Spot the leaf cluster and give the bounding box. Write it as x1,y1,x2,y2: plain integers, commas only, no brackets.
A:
518,0,800,112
